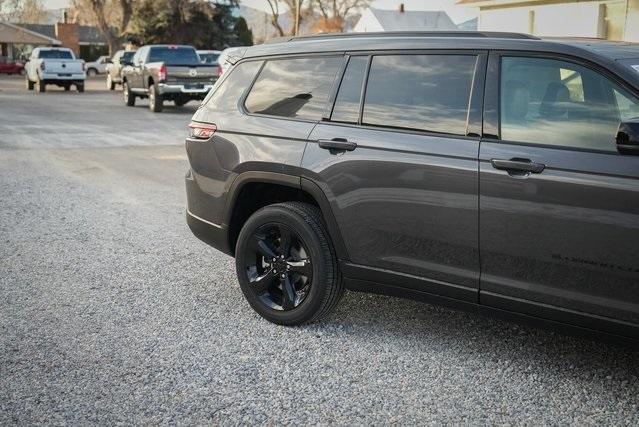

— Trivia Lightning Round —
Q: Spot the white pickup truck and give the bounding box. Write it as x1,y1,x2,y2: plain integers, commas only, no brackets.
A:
25,47,86,93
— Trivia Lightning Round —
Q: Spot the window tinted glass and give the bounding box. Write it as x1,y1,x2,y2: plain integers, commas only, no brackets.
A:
39,49,73,59
362,55,477,134
149,47,199,65
200,53,220,64
500,57,639,151
194,61,263,122
331,56,367,123
245,57,342,120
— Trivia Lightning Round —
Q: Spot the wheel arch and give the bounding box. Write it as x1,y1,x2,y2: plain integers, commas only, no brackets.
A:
225,172,349,261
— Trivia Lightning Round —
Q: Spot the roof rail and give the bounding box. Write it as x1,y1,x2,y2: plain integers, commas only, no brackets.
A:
265,31,540,44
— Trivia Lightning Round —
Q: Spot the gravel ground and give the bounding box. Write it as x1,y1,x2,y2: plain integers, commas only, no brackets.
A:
1,75,639,425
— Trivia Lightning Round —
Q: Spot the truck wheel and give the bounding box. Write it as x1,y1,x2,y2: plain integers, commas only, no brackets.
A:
35,79,45,93
235,202,344,326
106,74,115,90
87,68,97,77
76,83,84,93
148,83,163,113
64,85,71,91
25,75,34,91
123,81,135,106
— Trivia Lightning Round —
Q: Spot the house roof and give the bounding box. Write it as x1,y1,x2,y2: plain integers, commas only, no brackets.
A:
0,21,61,45
367,8,457,31
18,23,107,44
457,0,545,5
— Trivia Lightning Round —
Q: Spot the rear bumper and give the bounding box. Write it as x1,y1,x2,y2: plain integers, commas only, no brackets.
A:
40,72,85,81
158,83,213,95
186,210,232,256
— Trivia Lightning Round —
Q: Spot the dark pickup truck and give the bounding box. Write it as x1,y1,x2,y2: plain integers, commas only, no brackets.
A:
121,45,217,112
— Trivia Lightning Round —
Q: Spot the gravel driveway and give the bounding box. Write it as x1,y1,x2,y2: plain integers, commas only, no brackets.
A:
1,75,638,425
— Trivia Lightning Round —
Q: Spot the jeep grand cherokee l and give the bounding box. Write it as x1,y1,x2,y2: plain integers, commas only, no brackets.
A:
185,32,639,342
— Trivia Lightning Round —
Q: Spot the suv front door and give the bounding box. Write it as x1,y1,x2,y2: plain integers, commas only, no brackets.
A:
480,53,639,336
303,52,486,302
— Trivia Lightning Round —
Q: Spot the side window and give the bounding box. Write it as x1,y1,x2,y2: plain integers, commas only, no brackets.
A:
331,56,368,123
244,56,342,120
193,60,263,122
500,57,639,152
362,54,478,135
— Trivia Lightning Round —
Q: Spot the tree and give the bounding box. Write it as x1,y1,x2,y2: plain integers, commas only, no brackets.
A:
265,0,311,37
0,0,48,23
72,0,134,55
313,0,370,32
234,16,253,46
131,0,242,49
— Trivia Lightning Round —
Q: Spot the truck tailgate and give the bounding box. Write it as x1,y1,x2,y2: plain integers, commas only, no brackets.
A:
44,59,84,74
165,64,216,83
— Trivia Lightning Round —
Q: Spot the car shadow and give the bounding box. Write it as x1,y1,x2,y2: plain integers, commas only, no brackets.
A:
315,290,639,378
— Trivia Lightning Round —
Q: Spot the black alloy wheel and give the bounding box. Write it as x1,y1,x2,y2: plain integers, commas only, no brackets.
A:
235,202,344,325
243,223,313,311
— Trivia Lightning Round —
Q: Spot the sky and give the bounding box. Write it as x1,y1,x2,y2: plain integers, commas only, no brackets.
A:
240,0,478,24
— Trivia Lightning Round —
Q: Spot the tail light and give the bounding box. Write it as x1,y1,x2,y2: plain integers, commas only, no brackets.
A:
40,62,45,71
158,64,167,82
216,66,223,78
188,122,217,140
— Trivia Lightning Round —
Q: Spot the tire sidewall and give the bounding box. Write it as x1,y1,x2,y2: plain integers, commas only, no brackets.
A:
235,205,334,325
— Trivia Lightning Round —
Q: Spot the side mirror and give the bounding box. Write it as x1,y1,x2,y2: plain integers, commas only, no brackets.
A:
120,59,133,66
616,118,639,155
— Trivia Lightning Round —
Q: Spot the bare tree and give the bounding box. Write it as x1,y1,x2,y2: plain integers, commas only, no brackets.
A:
72,0,133,54
313,0,370,32
0,0,48,23
265,0,312,37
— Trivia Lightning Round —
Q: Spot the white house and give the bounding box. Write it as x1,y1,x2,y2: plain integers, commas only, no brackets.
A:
459,0,639,42
353,4,458,32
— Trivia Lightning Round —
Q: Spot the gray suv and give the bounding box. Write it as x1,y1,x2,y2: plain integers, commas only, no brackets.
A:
185,32,639,342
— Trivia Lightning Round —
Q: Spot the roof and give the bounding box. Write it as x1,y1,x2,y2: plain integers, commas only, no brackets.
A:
0,21,61,45
18,24,107,44
363,8,457,31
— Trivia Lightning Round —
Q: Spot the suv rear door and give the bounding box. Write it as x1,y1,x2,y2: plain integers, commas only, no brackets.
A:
303,51,487,302
480,52,639,336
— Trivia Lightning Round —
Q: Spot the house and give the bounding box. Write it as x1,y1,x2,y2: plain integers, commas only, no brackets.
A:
458,0,639,42
0,21,61,61
353,4,457,32
19,23,108,60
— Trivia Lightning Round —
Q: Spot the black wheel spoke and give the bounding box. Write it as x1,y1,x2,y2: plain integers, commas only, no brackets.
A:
277,225,292,258
287,259,312,278
281,275,296,310
255,236,277,260
251,268,276,294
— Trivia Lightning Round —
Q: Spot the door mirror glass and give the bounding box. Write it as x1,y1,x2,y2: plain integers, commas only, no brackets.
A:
616,118,639,155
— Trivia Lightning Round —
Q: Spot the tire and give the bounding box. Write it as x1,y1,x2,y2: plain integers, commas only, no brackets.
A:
148,83,163,112
174,98,188,107
25,75,34,90
123,81,135,106
76,83,84,93
87,68,97,77
106,74,115,90
64,85,71,91
235,202,344,326
35,78,45,93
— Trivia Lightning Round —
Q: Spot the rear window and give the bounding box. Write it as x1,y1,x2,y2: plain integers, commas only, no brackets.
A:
200,53,220,65
38,50,73,59
362,54,477,135
244,57,342,120
149,47,199,65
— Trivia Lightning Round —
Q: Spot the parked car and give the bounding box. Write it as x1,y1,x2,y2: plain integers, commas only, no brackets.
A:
86,55,110,76
121,44,217,112
197,49,221,77
0,56,25,75
185,32,639,343
216,46,248,78
24,47,85,93
105,50,136,90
